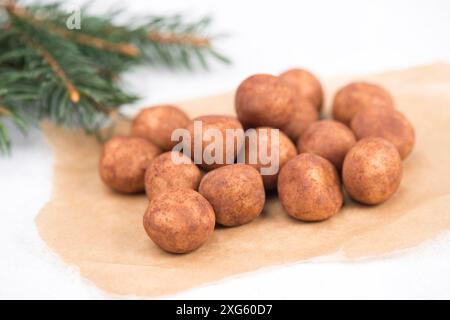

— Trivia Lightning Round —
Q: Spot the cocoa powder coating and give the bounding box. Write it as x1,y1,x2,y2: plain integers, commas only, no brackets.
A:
99,136,161,193
332,82,394,125
143,188,215,253
131,105,190,150
144,151,202,200
244,127,297,190
279,68,324,112
351,107,415,159
282,96,319,142
278,153,343,221
298,120,356,170
185,115,244,171
199,164,265,227
235,74,295,128
342,137,403,205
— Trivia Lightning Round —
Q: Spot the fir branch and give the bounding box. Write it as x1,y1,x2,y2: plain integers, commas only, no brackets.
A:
19,31,80,103
0,0,230,153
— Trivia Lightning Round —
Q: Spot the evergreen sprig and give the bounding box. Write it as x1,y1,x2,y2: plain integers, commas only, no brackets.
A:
0,0,229,153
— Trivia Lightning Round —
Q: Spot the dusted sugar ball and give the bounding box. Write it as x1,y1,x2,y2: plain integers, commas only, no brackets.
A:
185,115,244,171
131,105,190,150
244,127,297,190
332,82,394,125
278,153,343,221
143,188,215,254
281,97,319,142
199,164,265,227
99,136,161,193
298,120,356,170
342,137,403,205
235,74,295,128
279,68,324,112
144,151,202,200
351,107,415,159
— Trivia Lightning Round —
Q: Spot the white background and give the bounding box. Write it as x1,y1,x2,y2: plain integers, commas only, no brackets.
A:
1,0,450,299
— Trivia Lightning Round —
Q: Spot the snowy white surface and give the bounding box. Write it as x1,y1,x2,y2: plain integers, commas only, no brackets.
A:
1,0,450,299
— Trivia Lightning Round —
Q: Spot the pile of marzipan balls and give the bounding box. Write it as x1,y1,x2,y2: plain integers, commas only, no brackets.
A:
99,68,415,254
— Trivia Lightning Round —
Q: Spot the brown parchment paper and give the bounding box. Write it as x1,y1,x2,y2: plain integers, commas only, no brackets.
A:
36,64,450,297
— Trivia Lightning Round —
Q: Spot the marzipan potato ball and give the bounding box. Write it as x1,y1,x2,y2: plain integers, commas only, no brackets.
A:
99,136,161,193
279,68,324,112
278,153,343,221
199,164,265,227
143,188,215,253
281,97,319,142
342,137,403,205
298,120,356,170
332,82,394,125
144,151,202,200
244,127,297,190
131,105,190,151
351,107,415,159
185,115,244,171
235,74,295,128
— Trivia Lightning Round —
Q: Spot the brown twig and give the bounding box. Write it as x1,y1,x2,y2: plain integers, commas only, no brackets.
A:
5,2,140,57
61,31,140,57
148,31,210,48
19,32,80,103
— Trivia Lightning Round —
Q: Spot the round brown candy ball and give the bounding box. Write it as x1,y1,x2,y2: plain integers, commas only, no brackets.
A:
278,153,343,221
144,151,202,200
244,127,297,190
298,120,356,170
99,136,161,193
235,74,295,128
131,105,190,151
342,137,403,205
143,188,215,254
281,97,319,142
279,68,324,112
332,82,394,125
185,115,244,171
199,164,265,227
351,107,415,160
